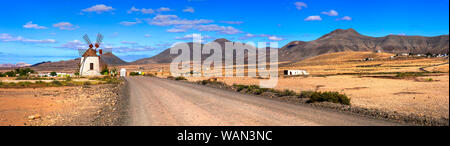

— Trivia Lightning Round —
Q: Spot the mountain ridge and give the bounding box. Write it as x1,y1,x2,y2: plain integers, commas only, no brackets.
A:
133,28,449,64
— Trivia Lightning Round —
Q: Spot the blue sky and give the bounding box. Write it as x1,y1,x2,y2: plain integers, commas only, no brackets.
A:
0,0,448,64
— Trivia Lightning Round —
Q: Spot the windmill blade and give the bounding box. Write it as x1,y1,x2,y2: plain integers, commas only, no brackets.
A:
77,48,88,56
83,34,92,46
96,33,103,46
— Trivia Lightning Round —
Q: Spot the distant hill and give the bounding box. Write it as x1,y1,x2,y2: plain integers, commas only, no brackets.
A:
132,39,233,64
134,28,449,64
100,52,128,65
31,58,80,72
278,28,449,62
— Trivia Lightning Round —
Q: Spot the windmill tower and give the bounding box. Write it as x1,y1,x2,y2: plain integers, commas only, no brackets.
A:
78,33,104,76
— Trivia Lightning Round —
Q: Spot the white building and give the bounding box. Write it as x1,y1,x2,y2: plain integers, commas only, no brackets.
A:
120,68,127,77
79,48,101,76
284,70,309,76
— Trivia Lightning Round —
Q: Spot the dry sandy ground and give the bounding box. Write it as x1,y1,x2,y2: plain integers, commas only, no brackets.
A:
185,74,449,120
0,84,123,126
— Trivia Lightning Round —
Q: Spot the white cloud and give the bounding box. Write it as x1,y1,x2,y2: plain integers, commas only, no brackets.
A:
268,36,284,41
146,15,240,35
0,33,56,44
127,6,154,14
141,8,155,14
121,41,137,44
336,16,352,21
82,4,114,13
147,14,213,26
239,33,257,40
23,21,48,29
55,40,86,49
304,15,322,21
167,28,186,33
53,22,78,30
294,2,307,10
120,18,142,26
156,7,171,12
183,7,195,13
321,10,338,16
153,14,178,20
144,34,151,38
127,6,170,14
127,6,140,14
219,21,243,25
175,33,214,41
239,33,284,41
195,24,242,34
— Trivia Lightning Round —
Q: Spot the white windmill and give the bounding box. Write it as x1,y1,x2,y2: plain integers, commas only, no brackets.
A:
78,33,104,76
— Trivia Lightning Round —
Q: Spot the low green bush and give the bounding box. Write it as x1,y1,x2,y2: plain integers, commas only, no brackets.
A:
83,81,92,85
306,91,351,105
299,91,315,98
175,76,187,80
65,76,73,81
130,72,141,76
395,72,423,78
233,84,247,92
276,89,297,97
51,80,62,86
144,73,155,77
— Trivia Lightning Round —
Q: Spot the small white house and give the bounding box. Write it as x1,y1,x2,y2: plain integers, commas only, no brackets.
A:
120,68,127,77
79,48,101,76
284,70,309,76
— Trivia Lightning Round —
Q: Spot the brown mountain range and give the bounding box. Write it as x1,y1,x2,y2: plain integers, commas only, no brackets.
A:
278,28,449,62
133,28,449,64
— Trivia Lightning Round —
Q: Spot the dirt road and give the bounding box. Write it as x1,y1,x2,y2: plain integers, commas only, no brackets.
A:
126,77,401,126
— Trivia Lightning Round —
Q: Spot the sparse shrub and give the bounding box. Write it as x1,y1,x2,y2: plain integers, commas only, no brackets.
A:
65,76,73,81
253,88,269,95
198,79,223,85
130,72,141,76
83,81,92,85
15,68,35,76
277,89,297,97
105,77,120,84
395,72,423,78
233,84,247,92
426,78,433,82
175,76,187,80
50,72,57,77
306,91,351,105
5,71,16,77
35,80,46,85
299,91,315,98
144,73,155,77
17,81,32,87
101,68,110,75
51,80,62,86
65,81,75,86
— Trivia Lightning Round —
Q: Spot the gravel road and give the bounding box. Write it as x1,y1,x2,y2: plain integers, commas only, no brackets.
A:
126,77,401,126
